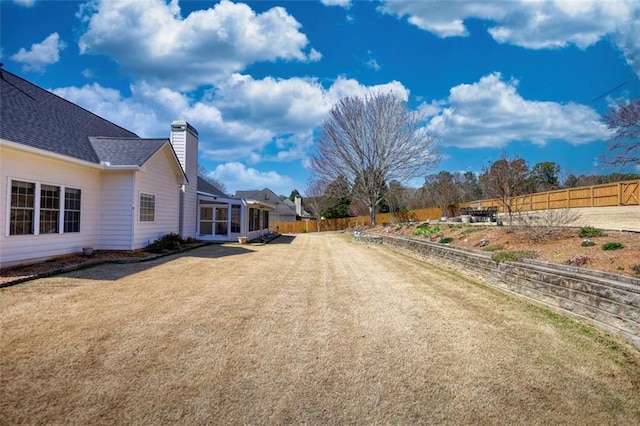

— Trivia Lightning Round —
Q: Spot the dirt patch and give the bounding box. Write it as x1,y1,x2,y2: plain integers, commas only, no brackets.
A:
375,222,640,278
1,234,639,424
0,244,204,286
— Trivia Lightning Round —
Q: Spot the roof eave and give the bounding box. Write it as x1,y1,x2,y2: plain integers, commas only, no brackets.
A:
244,199,276,210
1,138,102,169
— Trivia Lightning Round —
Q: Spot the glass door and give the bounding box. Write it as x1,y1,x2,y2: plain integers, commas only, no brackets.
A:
199,206,213,236
214,207,228,236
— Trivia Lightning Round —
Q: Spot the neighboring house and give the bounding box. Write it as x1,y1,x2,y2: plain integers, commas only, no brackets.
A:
282,197,312,219
0,68,272,268
235,188,297,223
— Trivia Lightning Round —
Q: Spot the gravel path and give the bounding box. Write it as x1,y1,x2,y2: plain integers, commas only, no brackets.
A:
1,233,639,424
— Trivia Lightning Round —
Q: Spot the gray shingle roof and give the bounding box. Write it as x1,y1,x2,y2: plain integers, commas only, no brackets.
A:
197,176,228,197
89,137,167,166
0,68,140,164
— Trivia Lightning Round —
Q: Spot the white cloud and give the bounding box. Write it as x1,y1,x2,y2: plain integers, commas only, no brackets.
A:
11,32,66,72
77,0,320,90
364,50,381,71
51,74,411,165
321,0,351,8
379,0,640,76
210,162,294,195
426,73,612,148
13,0,35,6
613,17,640,77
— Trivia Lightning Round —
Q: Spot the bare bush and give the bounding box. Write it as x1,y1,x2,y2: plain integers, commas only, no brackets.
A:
513,208,582,242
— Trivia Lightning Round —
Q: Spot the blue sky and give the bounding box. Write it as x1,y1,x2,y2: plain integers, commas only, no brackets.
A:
2,0,639,196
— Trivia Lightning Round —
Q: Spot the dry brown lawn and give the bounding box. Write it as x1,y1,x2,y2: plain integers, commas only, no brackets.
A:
1,233,640,425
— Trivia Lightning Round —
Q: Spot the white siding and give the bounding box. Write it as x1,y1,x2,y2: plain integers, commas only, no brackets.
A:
0,146,101,268
132,146,181,249
99,171,135,250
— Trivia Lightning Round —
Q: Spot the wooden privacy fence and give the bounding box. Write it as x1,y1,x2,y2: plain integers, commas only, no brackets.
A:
272,207,443,234
272,180,639,234
469,179,640,212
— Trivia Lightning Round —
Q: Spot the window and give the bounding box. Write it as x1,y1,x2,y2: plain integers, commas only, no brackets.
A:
230,205,241,233
253,208,260,231
139,193,155,222
249,207,259,232
64,188,81,233
263,210,269,230
39,184,60,234
8,180,82,236
10,180,35,235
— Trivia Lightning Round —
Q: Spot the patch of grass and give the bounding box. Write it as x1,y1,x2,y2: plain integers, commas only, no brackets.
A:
602,242,624,251
412,223,442,236
579,226,604,238
438,237,454,244
492,250,538,263
632,265,640,276
581,240,596,247
482,244,504,252
460,226,489,236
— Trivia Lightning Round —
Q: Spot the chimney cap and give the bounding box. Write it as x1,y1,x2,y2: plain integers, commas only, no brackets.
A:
171,120,199,137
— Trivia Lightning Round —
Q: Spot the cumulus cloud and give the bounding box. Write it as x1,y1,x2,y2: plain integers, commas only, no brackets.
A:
321,0,351,8
379,0,640,76
77,0,320,90
51,74,410,165
210,162,294,195
11,32,66,72
425,73,611,148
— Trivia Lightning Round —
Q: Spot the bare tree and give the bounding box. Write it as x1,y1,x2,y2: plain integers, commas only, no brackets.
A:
479,154,529,231
310,92,439,226
197,165,227,194
424,171,461,217
514,208,582,242
602,99,640,168
304,180,331,232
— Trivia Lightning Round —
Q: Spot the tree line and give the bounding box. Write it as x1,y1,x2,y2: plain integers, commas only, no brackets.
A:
304,93,639,226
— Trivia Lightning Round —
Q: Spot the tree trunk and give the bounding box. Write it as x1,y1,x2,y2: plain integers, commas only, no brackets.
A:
369,205,376,227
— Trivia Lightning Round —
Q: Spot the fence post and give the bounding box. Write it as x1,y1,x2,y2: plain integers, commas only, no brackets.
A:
619,182,622,206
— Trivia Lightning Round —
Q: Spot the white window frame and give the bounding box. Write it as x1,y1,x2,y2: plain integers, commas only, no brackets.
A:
139,192,156,223
64,187,82,233
6,178,82,236
7,179,36,236
39,183,61,234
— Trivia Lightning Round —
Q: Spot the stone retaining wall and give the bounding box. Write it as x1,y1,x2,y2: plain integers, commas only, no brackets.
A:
378,234,640,348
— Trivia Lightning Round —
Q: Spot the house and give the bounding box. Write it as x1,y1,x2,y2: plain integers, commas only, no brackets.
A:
0,68,272,268
235,188,297,223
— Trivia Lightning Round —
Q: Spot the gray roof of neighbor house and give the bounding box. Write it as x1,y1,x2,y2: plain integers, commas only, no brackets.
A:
0,68,172,168
197,176,228,197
